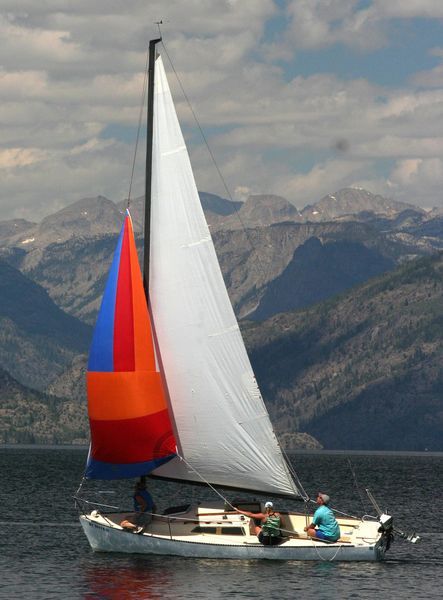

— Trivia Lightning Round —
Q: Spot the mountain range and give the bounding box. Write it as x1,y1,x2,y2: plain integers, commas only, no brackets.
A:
0,366,88,444
245,253,443,451
0,187,442,449
0,259,91,391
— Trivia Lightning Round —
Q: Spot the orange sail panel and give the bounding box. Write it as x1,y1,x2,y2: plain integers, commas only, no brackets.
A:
86,211,176,479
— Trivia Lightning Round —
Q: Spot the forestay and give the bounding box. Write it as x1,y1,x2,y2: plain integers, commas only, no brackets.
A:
150,56,300,498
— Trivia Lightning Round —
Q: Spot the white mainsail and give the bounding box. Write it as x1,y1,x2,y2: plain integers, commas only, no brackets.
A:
150,56,300,497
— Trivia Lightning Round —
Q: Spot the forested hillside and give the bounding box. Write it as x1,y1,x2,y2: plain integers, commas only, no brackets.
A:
245,253,443,450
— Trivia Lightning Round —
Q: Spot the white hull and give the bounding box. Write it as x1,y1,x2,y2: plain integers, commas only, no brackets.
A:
79,503,388,562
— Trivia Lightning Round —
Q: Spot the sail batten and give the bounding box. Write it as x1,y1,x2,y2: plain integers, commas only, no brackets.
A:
149,56,300,498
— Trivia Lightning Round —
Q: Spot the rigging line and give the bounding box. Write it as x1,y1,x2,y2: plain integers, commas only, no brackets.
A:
312,540,343,562
126,45,150,209
347,457,368,514
176,453,236,510
175,453,300,507
74,498,122,511
278,442,309,501
307,497,361,520
159,39,232,204
75,476,86,498
159,38,273,287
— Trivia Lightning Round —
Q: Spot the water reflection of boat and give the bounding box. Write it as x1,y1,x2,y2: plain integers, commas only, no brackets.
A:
83,562,170,599
77,37,395,561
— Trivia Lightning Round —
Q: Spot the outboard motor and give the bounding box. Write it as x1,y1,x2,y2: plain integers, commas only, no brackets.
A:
378,513,393,532
378,513,394,551
367,489,420,550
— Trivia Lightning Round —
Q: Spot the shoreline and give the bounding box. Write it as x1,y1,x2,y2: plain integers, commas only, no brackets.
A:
0,444,442,457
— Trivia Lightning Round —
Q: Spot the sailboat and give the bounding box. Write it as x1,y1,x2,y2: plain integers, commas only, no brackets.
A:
77,38,397,560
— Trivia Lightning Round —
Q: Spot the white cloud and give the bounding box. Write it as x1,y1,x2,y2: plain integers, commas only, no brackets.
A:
413,63,443,89
285,0,386,51
1,1,443,221
283,0,443,53
387,157,443,206
372,0,443,19
389,159,422,185
0,15,84,70
0,147,47,169
272,159,372,207
1,138,140,221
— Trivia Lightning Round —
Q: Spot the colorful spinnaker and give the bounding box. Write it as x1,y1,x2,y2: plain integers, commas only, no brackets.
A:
86,210,176,479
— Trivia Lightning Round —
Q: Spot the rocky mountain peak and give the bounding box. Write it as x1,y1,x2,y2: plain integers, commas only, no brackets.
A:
0,219,36,248
300,187,424,222
2,196,125,251
211,193,302,231
38,195,123,240
242,194,301,221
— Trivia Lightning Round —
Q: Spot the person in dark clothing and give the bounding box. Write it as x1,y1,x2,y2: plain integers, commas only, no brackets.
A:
120,478,156,533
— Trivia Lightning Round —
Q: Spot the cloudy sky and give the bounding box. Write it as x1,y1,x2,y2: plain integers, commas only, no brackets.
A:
2,0,443,221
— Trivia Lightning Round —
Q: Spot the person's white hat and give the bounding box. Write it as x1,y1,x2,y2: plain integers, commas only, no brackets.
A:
264,501,274,508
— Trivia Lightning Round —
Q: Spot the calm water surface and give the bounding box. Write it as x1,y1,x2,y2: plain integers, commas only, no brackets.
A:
0,447,441,599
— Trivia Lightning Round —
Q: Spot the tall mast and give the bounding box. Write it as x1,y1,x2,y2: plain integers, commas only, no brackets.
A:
143,37,162,298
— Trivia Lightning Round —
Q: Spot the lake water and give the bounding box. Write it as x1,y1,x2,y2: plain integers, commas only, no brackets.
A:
0,447,441,599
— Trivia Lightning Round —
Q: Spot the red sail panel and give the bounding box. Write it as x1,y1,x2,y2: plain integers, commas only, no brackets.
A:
113,218,135,371
89,410,176,464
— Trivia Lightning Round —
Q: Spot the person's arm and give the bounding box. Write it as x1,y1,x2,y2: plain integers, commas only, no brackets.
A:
236,509,266,519
304,511,319,531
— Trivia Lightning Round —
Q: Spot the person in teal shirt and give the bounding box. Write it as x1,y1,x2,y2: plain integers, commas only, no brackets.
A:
304,493,340,542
